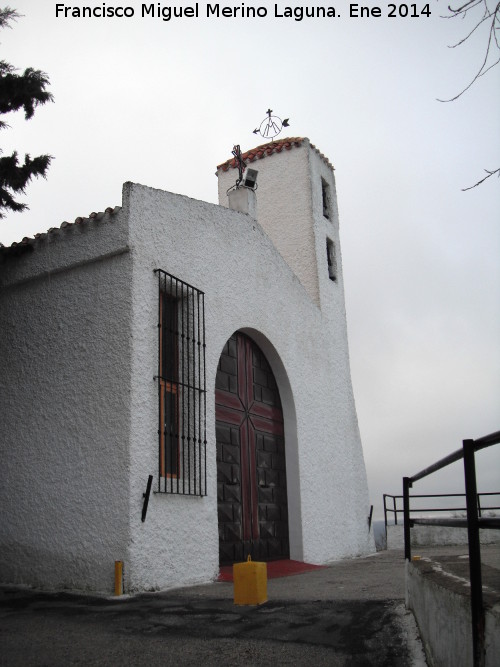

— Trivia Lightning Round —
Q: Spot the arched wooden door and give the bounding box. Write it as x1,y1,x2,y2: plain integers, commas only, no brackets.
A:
216,332,289,565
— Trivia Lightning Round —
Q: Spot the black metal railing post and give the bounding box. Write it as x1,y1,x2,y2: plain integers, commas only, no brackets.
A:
403,477,412,561
395,432,499,666
383,495,389,545
463,439,485,667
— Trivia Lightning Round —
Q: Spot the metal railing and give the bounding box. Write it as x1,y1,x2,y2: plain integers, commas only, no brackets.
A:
383,491,500,528
402,430,500,667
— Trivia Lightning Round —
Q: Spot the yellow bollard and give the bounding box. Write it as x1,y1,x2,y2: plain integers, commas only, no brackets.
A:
114,560,123,596
233,555,267,605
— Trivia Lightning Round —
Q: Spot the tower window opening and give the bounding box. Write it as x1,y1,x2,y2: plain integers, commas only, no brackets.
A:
321,178,331,220
326,238,337,282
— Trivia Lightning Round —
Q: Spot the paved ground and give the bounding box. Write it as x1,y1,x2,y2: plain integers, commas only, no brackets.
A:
0,549,429,666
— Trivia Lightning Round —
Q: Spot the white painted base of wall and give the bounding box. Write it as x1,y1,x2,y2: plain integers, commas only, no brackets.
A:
406,560,500,667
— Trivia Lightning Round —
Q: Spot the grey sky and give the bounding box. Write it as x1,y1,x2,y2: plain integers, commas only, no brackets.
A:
2,1,499,519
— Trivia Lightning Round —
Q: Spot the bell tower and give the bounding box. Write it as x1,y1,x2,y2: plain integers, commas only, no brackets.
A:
217,137,374,561
216,137,343,312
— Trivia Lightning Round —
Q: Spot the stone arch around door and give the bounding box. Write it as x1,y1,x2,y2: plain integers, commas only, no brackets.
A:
216,331,290,565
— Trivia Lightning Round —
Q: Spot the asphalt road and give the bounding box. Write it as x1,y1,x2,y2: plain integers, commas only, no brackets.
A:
0,550,426,666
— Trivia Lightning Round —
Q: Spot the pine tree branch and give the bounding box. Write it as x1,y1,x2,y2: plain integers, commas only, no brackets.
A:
0,6,54,218
0,152,52,218
0,7,21,30
0,68,54,119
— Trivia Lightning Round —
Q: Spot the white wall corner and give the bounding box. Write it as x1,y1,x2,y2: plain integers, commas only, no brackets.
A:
227,186,257,219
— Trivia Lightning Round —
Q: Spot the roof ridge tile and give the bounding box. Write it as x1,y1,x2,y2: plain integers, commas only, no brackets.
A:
216,136,333,172
0,205,121,253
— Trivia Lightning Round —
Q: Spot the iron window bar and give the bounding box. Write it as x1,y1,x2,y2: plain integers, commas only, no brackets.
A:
154,269,207,497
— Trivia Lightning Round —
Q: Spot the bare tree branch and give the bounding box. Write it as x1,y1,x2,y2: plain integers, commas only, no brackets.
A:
438,0,500,101
462,168,500,190
444,9,494,50
439,1,499,189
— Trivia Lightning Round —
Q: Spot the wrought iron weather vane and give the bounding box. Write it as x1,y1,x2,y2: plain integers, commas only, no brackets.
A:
227,108,289,192
253,108,290,141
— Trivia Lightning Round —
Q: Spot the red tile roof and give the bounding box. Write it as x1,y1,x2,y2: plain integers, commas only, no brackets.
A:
1,138,333,251
216,137,334,172
0,206,121,253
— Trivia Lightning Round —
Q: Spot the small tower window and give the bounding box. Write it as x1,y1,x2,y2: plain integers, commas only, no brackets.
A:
321,178,331,220
326,238,337,281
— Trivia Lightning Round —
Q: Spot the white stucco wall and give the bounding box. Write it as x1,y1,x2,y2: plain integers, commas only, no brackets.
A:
124,182,321,590
0,138,374,593
125,172,373,591
0,212,133,591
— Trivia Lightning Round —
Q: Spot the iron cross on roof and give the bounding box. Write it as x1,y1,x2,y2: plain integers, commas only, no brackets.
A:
253,108,290,141
232,144,246,187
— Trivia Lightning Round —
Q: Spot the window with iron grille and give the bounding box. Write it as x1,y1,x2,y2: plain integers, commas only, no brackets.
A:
155,270,207,496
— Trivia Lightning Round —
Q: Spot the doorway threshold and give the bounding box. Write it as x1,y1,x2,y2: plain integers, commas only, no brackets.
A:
218,559,327,582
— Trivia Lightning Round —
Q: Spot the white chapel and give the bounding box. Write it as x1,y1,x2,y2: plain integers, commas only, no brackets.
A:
0,137,375,592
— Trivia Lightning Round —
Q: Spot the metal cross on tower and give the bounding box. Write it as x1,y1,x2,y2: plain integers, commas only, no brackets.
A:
232,144,246,188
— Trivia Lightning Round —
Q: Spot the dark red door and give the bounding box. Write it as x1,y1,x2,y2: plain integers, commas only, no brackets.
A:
216,332,289,565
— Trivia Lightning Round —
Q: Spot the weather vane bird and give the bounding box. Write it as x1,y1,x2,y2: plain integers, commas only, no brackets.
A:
253,108,290,141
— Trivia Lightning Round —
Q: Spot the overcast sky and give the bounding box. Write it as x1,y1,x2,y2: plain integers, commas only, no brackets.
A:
2,1,499,519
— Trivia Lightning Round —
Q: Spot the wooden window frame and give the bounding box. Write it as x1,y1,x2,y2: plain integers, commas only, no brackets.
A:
159,292,180,479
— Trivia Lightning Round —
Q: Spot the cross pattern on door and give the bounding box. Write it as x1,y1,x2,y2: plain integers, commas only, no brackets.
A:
216,333,289,564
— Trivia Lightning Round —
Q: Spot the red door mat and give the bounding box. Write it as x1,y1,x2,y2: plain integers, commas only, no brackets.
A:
218,559,327,582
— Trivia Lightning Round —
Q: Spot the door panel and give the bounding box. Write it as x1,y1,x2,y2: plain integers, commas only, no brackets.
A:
216,333,289,565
